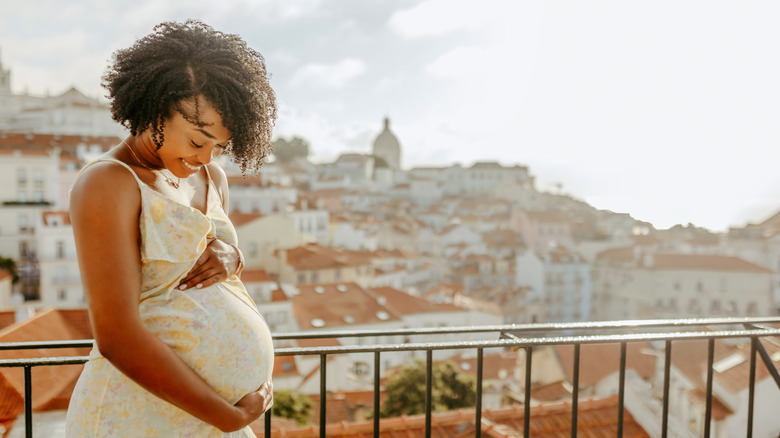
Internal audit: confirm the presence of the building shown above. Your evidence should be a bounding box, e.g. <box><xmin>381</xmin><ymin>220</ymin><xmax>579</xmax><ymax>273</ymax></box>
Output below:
<box><xmin>371</xmin><ymin>117</ymin><xmax>401</xmax><ymax>171</ymax></box>
<box><xmin>592</xmin><ymin>249</ymin><xmax>774</xmax><ymax>320</ymax></box>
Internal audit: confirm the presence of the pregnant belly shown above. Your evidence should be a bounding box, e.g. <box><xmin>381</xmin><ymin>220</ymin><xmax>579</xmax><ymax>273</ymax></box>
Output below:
<box><xmin>140</xmin><ymin>282</ymin><xmax>274</xmax><ymax>404</ymax></box>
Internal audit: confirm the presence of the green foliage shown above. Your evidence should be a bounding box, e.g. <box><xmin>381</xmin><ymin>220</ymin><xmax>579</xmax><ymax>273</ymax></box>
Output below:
<box><xmin>272</xmin><ymin>136</ymin><xmax>310</xmax><ymax>163</ymax></box>
<box><xmin>0</xmin><ymin>257</ymin><xmax>18</xmax><ymax>284</ymax></box>
<box><xmin>272</xmin><ymin>389</ymin><xmax>314</xmax><ymax>425</ymax></box>
<box><xmin>380</xmin><ymin>359</ymin><xmax>476</xmax><ymax>418</ymax></box>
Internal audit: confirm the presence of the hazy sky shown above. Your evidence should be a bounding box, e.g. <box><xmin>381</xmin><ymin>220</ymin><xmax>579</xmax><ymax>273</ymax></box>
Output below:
<box><xmin>2</xmin><ymin>0</ymin><xmax>780</xmax><ymax>232</ymax></box>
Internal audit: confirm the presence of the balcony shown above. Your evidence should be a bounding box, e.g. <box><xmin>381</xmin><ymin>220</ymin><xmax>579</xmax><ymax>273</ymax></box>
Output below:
<box><xmin>0</xmin><ymin>317</ymin><xmax>779</xmax><ymax>437</ymax></box>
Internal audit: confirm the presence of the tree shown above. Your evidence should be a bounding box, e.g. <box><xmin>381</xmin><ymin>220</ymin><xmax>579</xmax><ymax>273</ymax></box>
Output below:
<box><xmin>0</xmin><ymin>256</ymin><xmax>18</xmax><ymax>284</ymax></box>
<box><xmin>379</xmin><ymin>359</ymin><xmax>476</xmax><ymax>418</ymax></box>
<box><xmin>272</xmin><ymin>136</ymin><xmax>310</xmax><ymax>163</ymax></box>
<box><xmin>272</xmin><ymin>389</ymin><xmax>314</xmax><ymax>425</ymax></box>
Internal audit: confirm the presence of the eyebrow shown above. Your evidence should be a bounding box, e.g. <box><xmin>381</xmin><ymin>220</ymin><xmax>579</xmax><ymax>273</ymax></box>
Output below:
<box><xmin>195</xmin><ymin>127</ymin><xmax>216</xmax><ymax>140</ymax></box>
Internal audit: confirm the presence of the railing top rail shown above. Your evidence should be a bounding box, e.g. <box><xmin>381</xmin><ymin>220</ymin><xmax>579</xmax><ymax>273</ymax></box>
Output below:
<box><xmin>271</xmin><ymin>316</ymin><xmax>780</xmax><ymax>340</ymax></box>
<box><xmin>0</xmin><ymin>327</ymin><xmax>779</xmax><ymax>366</ymax></box>
<box><xmin>0</xmin><ymin>317</ymin><xmax>778</xmax><ymax>351</ymax></box>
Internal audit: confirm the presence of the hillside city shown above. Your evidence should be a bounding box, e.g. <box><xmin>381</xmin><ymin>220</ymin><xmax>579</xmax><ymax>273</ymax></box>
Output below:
<box><xmin>0</xmin><ymin>55</ymin><xmax>779</xmax><ymax>436</ymax></box>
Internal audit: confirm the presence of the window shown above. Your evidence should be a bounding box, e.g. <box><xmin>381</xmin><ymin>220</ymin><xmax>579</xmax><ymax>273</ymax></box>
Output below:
<box><xmin>18</xmin><ymin>215</ymin><xmax>28</xmax><ymax>232</ymax></box>
<box><xmin>58</xmin><ymin>289</ymin><xmax>67</xmax><ymax>301</ymax></box>
<box><xmin>297</xmin><ymin>273</ymin><xmax>306</xmax><ymax>284</ymax></box>
<box><xmin>34</xmin><ymin>191</ymin><xmax>44</xmax><ymax>202</ymax></box>
<box><xmin>56</xmin><ymin>241</ymin><xmax>65</xmax><ymax>259</ymax></box>
<box><xmin>17</xmin><ymin>190</ymin><xmax>27</xmax><ymax>202</ymax></box>
<box><xmin>19</xmin><ymin>241</ymin><xmax>28</xmax><ymax>258</ymax></box>
<box><xmin>17</xmin><ymin>169</ymin><xmax>26</xmax><ymax>184</ymax></box>
<box><xmin>33</xmin><ymin>169</ymin><xmax>44</xmax><ymax>186</ymax></box>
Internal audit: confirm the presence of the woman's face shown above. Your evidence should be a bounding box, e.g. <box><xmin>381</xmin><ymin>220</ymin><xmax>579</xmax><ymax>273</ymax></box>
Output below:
<box><xmin>156</xmin><ymin>95</ymin><xmax>231</xmax><ymax>178</ymax></box>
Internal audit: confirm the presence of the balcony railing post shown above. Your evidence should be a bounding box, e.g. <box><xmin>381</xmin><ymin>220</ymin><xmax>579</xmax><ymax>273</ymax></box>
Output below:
<box><xmin>320</xmin><ymin>354</ymin><xmax>326</xmax><ymax>438</ymax></box>
<box><xmin>524</xmin><ymin>346</ymin><xmax>532</xmax><ymax>438</ymax></box>
<box><xmin>704</xmin><ymin>338</ymin><xmax>715</xmax><ymax>438</ymax></box>
<box><xmin>24</xmin><ymin>366</ymin><xmax>31</xmax><ymax>438</ymax></box>
<box><xmin>476</xmin><ymin>347</ymin><xmax>483</xmax><ymax>438</ymax></box>
<box><xmin>617</xmin><ymin>342</ymin><xmax>626</xmax><ymax>438</ymax></box>
<box><xmin>425</xmin><ymin>349</ymin><xmax>432</xmax><ymax>438</ymax></box>
<box><xmin>571</xmin><ymin>343</ymin><xmax>580</xmax><ymax>438</ymax></box>
<box><xmin>373</xmin><ymin>351</ymin><xmax>380</xmax><ymax>438</ymax></box>
<box><xmin>747</xmin><ymin>337</ymin><xmax>757</xmax><ymax>438</ymax></box>
<box><xmin>661</xmin><ymin>340</ymin><xmax>672</xmax><ymax>438</ymax></box>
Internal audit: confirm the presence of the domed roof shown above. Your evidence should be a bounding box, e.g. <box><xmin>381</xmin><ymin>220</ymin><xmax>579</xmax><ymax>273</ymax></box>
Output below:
<box><xmin>372</xmin><ymin>117</ymin><xmax>400</xmax><ymax>154</ymax></box>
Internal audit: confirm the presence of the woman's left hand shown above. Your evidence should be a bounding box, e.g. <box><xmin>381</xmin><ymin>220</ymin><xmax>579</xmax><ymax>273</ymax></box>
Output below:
<box><xmin>177</xmin><ymin>239</ymin><xmax>239</xmax><ymax>291</ymax></box>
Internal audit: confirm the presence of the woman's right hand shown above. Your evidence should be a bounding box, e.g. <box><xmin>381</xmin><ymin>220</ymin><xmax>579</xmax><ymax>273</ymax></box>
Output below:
<box><xmin>224</xmin><ymin>381</ymin><xmax>273</xmax><ymax>432</ymax></box>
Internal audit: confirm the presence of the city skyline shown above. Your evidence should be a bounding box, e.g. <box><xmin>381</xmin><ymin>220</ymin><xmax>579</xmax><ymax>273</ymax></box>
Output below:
<box><xmin>2</xmin><ymin>0</ymin><xmax>780</xmax><ymax>232</ymax></box>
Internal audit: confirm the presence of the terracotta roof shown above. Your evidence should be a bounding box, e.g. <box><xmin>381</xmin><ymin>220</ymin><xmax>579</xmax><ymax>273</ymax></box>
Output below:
<box><xmin>596</xmin><ymin>246</ymin><xmax>635</xmax><ymax>262</ymax></box>
<box><xmin>264</xmin><ymin>395</ymin><xmax>648</xmax><ymax>437</ymax></box>
<box><xmin>687</xmin><ymin>387</ymin><xmax>733</xmax><ymax>420</ymax></box>
<box><xmin>450</xmin><ymin>351</ymin><xmax>519</xmax><ymax>381</ymax></box>
<box><xmin>0</xmin><ymin>308</ymin><xmax>92</xmax><ymax>417</ymax></box>
<box><xmin>273</xmin><ymin>356</ymin><xmax>299</xmax><ymax>378</ymax></box>
<box><xmin>531</xmin><ymin>381</ymin><xmax>572</xmax><ymax>403</ymax></box>
<box><xmin>554</xmin><ymin>342</ymin><xmax>656</xmax><ymax>387</ymax></box>
<box><xmin>642</xmin><ymin>254</ymin><xmax>772</xmax><ymax>273</ymax></box>
<box><xmin>241</xmin><ymin>269</ymin><xmax>274</xmax><ymax>283</ymax></box>
<box><xmin>0</xmin><ymin>271</ymin><xmax>12</xmax><ymax>283</ymax></box>
<box><xmin>0</xmin><ymin>133</ymin><xmax>120</xmax><ymax>158</ymax></box>
<box><xmin>42</xmin><ymin>211</ymin><xmax>71</xmax><ymax>226</ymax></box>
<box><xmin>292</xmin><ymin>283</ymin><xmax>401</xmax><ymax>329</ymax></box>
<box><xmin>283</xmin><ymin>245</ymin><xmax>373</xmax><ymax>271</ymax></box>
<box><xmin>229</xmin><ymin>211</ymin><xmax>264</xmax><ymax>227</ymax></box>
<box><xmin>367</xmin><ymin>287</ymin><xmax>434</xmax><ymax>315</ymax></box>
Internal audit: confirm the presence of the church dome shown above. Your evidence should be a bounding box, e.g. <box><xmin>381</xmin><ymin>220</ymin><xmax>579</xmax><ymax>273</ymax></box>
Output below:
<box><xmin>372</xmin><ymin>117</ymin><xmax>401</xmax><ymax>170</ymax></box>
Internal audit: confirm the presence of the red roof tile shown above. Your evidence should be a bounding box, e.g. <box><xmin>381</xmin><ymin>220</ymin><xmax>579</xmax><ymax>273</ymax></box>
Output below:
<box><xmin>0</xmin><ymin>308</ymin><xmax>92</xmax><ymax>416</ymax></box>
<box><xmin>292</xmin><ymin>283</ymin><xmax>400</xmax><ymax>329</ymax></box>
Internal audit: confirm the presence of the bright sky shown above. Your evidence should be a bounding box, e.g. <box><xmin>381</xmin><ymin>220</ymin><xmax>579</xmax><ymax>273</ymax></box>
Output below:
<box><xmin>2</xmin><ymin>0</ymin><xmax>779</xmax><ymax>232</ymax></box>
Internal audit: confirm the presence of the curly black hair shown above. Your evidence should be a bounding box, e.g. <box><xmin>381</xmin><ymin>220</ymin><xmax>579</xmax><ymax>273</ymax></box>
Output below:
<box><xmin>102</xmin><ymin>20</ymin><xmax>276</xmax><ymax>172</ymax></box>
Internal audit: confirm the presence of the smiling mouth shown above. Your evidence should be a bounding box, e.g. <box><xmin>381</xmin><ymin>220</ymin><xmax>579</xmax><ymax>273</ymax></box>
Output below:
<box><xmin>182</xmin><ymin>160</ymin><xmax>201</xmax><ymax>172</ymax></box>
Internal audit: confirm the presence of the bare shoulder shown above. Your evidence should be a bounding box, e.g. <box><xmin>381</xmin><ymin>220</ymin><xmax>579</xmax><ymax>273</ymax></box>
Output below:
<box><xmin>70</xmin><ymin>161</ymin><xmax>141</xmax><ymax>218</ymax></box>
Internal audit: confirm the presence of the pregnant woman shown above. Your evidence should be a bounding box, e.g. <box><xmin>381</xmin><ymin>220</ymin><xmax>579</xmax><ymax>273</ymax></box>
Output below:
<box><xmin>66</xmin><ymin>21</ymin><xmax>276</xmax><ymax>436</ymax></box>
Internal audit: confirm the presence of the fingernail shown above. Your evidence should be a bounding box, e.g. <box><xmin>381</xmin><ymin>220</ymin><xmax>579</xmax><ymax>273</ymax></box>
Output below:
<box><xmin>196</xmin><ymin>283</ymin><xmax>203</xmax><ymax>289</ymax></box>
<box><xmin>179</xmin><ymin>285</ymin><xmax>188</xmax><ymax>291</ymax></box>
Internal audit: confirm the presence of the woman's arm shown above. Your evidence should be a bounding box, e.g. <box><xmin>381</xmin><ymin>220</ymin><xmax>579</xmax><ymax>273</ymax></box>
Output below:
<box><xmin>70</xmin><ymin>162</ymin><xmax>267</xmax><ymax>431</ymax></box>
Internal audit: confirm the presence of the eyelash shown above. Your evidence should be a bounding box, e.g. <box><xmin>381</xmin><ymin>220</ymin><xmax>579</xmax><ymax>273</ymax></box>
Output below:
<box><xmin>191</xmin><ymin>140</ymin><xmax>204</xmax><ymax>148</ymax></box>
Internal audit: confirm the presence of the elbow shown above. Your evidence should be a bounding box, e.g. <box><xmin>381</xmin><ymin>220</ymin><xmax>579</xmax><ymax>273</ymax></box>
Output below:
<box><xmin>92</xmin><ymin>323</ymin><xmax>145</xmax><ymax>363</ymax></box>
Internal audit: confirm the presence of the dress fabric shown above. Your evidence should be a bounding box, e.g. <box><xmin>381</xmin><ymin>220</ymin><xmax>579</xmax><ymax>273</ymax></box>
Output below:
<box><xmin>66</xmin><ymin>158</ymin><xmax>274</xmax><ymax>437</ymax></box>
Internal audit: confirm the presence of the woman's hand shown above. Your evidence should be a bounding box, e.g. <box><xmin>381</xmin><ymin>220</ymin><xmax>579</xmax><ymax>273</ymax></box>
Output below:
<box><xmin>222</xmin><ymin>381</ymin><xmax>274</xmax><ymax>432</ymax></box>
<box><xmin>178</xmin><ymin>239</ymin><xmax>240</xmax><ymax>291</ymax></box>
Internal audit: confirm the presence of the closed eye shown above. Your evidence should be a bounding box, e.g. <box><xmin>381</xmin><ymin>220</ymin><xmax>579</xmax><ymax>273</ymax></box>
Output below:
<box><xmin>191</xmin><ymin>140</ymin><xmax>205</xmax><ymax>148</ymax></box>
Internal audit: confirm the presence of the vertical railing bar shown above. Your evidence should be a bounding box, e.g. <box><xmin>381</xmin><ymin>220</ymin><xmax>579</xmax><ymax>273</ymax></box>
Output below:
<box><xmin>570</xmin><ymin>343</ymin><xmax>580</xmax><ymax>438</ymax></box>
<box><xmin>425</xmin><ymin>350</ymin><xmax>432</xmax><ymax>438</ymax></box>
<box><xmin>524</xmin><ymin>346</ymin><xmax>532</xmax><ymax>438</ymax></box>
<box><xmin>617</xmin><ymin>341</ymin><xmax>626</xmax><ymax>438</ymax></box>
<box><xmin>24</xmin><ymin>366</ymin><xmax>31</xmax><ymax>438</ymax></box>
<box><xmin>320</xmin><ymin>354</ymin><xmax>326</xmax><ymax>438</ymax></box>
<box><xmin>374</xmin><ymin>351</ymin><xmax>380</xmax><ymax>438</ymax></box>
<box><xmin>704</xmin><ymin>338</ymin><xmax>714</xmax><ymax>438</ymax></box>
<box><xmin>476</xmin><ymin>348</ymin><xmax>483</xmax><ymax>438</ymax></box>
<box><xmin>264</xmin><ymin>407</ymin><xmax>271</xmax><ymax>438</ymax></box>
<box><xmin>661</xmin><ymin>340</ymin><xmax>672</xmax><ymax>438</ymax></box>
<box><xmin>747</xmin><ymin>337</ymin><xmax>757</xmax><ymax>438</ymax></box>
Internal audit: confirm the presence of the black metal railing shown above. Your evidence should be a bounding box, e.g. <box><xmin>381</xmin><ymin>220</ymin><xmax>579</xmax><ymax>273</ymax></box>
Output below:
<box><xmin>1</xmin><ymin>317</ymin><xmax>779</xmax><ymax>438</ymax></box>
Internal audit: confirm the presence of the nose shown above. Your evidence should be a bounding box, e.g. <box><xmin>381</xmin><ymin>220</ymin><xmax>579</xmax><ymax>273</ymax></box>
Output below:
<box><xmin>197</xmin><ymin>146</ymin><xmax>218</xmax><ymax>165</ymax></box>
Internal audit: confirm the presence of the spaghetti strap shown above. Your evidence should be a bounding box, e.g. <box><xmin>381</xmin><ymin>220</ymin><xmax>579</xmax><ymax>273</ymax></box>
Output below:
<box><xmin>76</xmin><ymin>157</ymin><xmax>145</xmax><ymax>186</ymax></box>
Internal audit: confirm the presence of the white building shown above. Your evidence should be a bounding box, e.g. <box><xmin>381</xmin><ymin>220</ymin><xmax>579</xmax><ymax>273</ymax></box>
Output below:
<box><xmin>592</xmin><ymin>248</ymin><xmax>774</xmax><ymax>320</ymax></box>
<box><xmin>515</xmin><ymin>245</ymin><xmax>591</xmax><ymax>322</ymax></box>
<box><xmin>37</xmin><ymin>211</ymin><xmax>83</xmax><ymax>308</ymax></box>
